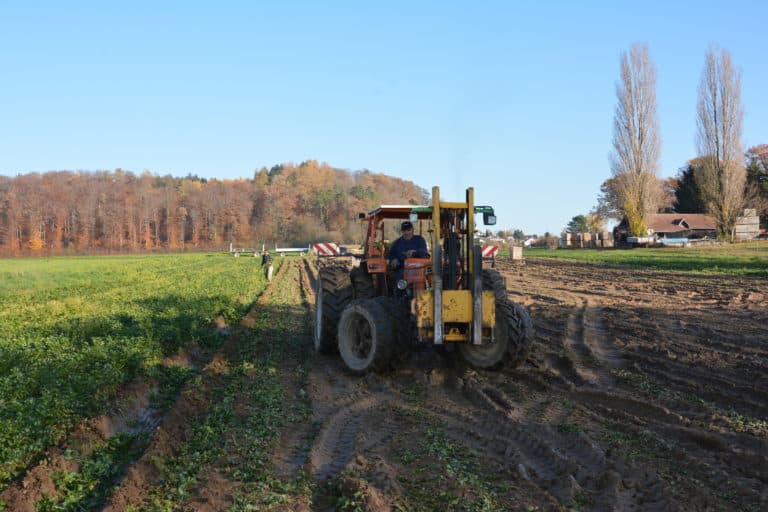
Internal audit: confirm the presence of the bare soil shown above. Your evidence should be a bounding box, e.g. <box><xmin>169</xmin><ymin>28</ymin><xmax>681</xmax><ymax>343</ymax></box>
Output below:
<box><xmin>4</xmin><ymin>257</ymin><xmax>766</xmax><ymax>511</ymax></box>
<box><xmin>293</xmin><ymin>257</ymin><xmax>768</xmax><ymax>511</ymax></box>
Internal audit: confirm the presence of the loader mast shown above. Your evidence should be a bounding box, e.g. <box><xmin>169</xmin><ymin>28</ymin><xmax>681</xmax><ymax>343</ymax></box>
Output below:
<box><xmin>430</xmin><ymin>186</ymin><xmax>475</xmax><ymax>291</ymax></box>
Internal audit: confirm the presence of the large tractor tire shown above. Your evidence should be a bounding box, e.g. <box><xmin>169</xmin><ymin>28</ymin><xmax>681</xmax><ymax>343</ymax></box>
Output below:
<box><xmin>337</xmin><ymin>298</ymin><xmax>394</xmax><ymax>373</ymax></box>
<box><xmin>350</xmin><ymin>266</ymin><xmax>375</xmax><ymax>299</ymax></box>
<box><xmin>482</xmin><ymin>268</ymin><xmax>508</xmax><ymax>301</ymax></box>
<box><xmin>314</xmin><ymin>266</ymin><xmax>353</xmax><ymax>354</ymax></box>
<box><xmin>505</xmin><ymin>300</ymin><xmax>534</xmax><ymax>367</ymax></box>
<box><xmin>459</xmin><ymin>269</ymin><xmax>534</xmax><ymax>369</ymax></box>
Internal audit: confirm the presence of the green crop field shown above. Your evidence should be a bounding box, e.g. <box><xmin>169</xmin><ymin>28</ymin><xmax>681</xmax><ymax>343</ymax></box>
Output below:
<box><xmin>0</xmin><ymin>253</ymin><xmax>276</xmax><ymax>488</ymax></box>
<box><xmin>523</xmin><ymin>242</ymin><xmax>768</xmax><ymax>276</ymax></box>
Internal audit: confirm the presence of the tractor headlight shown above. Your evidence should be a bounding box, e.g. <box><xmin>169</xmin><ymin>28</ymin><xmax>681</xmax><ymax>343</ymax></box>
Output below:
<box><xmin>396</xmin><ymin>279</ymin><xmax>408</xmax><ymax>290</ymax></box>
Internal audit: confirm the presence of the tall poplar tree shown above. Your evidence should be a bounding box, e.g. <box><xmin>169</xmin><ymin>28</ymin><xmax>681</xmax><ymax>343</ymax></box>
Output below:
<box><xmin>695</xmin><ymin>46</ymin><xmax>745</xmax><ymax>240</ymax></box>
<box><xmin>610</xmin><ymin>44</ymin><xmax>664</xmax><ymax>236</ymax></box>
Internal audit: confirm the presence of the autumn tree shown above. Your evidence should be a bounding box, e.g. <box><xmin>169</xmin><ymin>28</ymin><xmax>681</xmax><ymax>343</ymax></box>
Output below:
<box><xmin>695</xmin><ymin>46</ymin><xmax>746</xmax><ymax>240</ymax></box>
<box><xmin>747</xmin><ymin>145</ymin><xmax>768</xmax><ymax>175</ymax></box>
<box><xmin>253</xmin><ymin>167</ymin><xmax>269</xmax><ymax>187</ymax></box>
<box><xmin>586</xmin><ymin>213</ymin><xmax>606</xmax><ymax>232</ymax></box>
<box><xmin>609</xmin><ymin>44</ymin><xmax>664</xmax><ymax>236</ymax></box>
<box><xmin>594</xmin><ymin>176</ymin><xmax>621</xmax><ymax>220</ymax></box>
<box><xmin>0</xmin><ymin>164</ymin><xmax>428</xmax><ymax>255</ymax></box>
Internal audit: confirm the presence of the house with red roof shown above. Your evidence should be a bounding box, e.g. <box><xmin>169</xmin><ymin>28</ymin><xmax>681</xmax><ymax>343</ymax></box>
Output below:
<box><xmin>645</xmin><ymin>213</ymin><xmax>717</xmax><ymax>238</ymax></box>
<box><xmin>615</xmin><ymin>210</ymin><xmax>759</xmax><ymax>243</ymax></box>
<box><xmin>614</xmin><ymin>213</ymin><xmax>717</xmax><ymax>244</ymax></box>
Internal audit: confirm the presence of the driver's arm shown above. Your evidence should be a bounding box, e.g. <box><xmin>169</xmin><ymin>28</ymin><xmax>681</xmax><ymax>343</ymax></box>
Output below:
<box><xmin>387</xmin><ymin>240</ymin><xmax>402</xmax><ymax>268</ymax></box>
<box><xmin>415</xmin><ymin>236</ymin><xmax>429</xmax><ymax>258</ymax></box>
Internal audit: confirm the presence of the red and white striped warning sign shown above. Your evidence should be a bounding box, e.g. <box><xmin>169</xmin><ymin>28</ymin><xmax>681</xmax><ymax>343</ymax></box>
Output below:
<box><xmin>312</xmin><ymin>242</ymin><xmax>341</xmax><ymax>256</ymax></box>
<box><xmin>481</xmin><ymin>245</ymin><xmax>499</xmax><ymax>259</ymax></box>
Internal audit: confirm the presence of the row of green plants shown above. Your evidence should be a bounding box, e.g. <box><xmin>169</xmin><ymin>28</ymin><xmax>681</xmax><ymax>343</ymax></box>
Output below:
<box><xmin>0</xmin><ymin>254</ymin><xmax>273</xmax><ymax>490</ymax></box>
<box><xmin>143</xmin><ymin>261</ymin><xmax>313</xmax><ymax>511</ymax></box>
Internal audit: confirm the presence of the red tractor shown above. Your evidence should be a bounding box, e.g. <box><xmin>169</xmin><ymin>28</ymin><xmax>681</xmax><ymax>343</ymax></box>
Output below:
<box><xmin>314</xmin><ymin>186</ymin><xmax>533</xmax><ymax>373</ymax></box>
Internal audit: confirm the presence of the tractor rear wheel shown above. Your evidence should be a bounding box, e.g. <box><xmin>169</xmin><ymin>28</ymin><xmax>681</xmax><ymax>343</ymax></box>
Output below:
<box><xmin>459</xmin><ymin>269</ymin><xmax>533</xmax><ymax>369</ymax></box>
<box><xmin>314</xmin><ymin>266</ymin><xmax>353</xmax><ymax>354</ymax></box>
<box><xmin>350</xmin><ymin>266</ymin><xmax>375</xmax><ymax>299</ymax></box>
<box><xmin>337</xmin><ymin>298</ymin><xmax>394</xmax><ymax>373</ymax></box>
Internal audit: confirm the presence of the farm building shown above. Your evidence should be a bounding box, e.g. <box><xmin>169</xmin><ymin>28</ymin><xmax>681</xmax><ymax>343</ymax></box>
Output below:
<box><xmin>648</xmin><ymin>213</ymin><xmax>717</xmax><ymax>239</ymax></box>
<box><xmin>614</xmin><ymin>210</ymin><xmax>760</xmax><ymax>243</ymax></box>
<box><xmin>613</xmin><ymin>213</ymin><xmax>715</xmax><ymax>245</ymax></box>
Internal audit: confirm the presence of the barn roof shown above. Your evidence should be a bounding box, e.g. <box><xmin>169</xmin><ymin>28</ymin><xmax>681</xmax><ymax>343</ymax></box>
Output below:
<box><xmin>647</xmin><ymin>213</ymin><xmax>715</xmax><ymax>233</ymax></box>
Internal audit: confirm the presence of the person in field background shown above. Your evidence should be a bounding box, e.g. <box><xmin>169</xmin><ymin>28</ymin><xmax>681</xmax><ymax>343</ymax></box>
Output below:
<box><xmin>261</xmin><ymin>250</ymin><xmax>274</xmax><ymax>281</ymax></box>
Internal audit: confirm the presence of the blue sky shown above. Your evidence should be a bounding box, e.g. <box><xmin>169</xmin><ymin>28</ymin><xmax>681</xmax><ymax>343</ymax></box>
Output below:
<box><xmin>1</xmin><ymin>1</ymin><xmax>766</xmax><ymax>235</ymax></box>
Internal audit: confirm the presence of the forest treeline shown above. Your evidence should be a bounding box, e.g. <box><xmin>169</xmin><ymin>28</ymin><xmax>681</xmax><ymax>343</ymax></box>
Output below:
<box><xmin>0</xmin><ymin>160</ymin><xmax>428</xmax><ymax>256</ymax></box>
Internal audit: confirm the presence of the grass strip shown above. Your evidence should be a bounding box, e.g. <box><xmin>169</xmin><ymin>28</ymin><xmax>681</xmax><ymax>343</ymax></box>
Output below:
<box><xmin>0</xmin><ymin>254</ymin><xmax>270</xmax><ymax>490</ymax></box>
<box><xmin>524</xmin><ymin>245</ymin><xmax>768</xmax><ymax>276</ymax></box>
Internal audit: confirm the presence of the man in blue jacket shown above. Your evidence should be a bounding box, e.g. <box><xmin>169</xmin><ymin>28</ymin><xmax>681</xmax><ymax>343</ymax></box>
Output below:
<box><xmin>388</xmin><ymin>221</ymin><xmax>429</xmax><ymax>270</ymax></box>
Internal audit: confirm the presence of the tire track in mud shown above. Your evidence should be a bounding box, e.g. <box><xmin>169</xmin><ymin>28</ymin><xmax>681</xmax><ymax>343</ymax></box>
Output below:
<box><xmin>561</xmin><ymin>300</ymin><xmax>616</xmax><ymax>387</ymax></box>
<box><xmin>299</xmin><ymin>259</ymin><xmax>401</xmax><ymax>487</ymax></box>
<box><xmin>404</xmin><ymin>382</ymin><xmax>676</xmax><ymax>511</ymax></box>
<box><xmin>298</xmin><ymin>254</ymin><xmax>676</xmax><ymax>510</ymax></box>
<box><xmin>306</xmin><ymin>388</ymin><xmax>394</xmax><ymax>481</ymax></box>
<box><xmin>301</xmin><ymin>257</ymin><xmax>766</xmax><ymax>511</ymax></box>
<box><xmin>624</xmin><ymin>353</ymin><xmax>768</xmax><ymax>418</ymax></box>
<box><xmin>498</xmin><ymin>257</ymin><xmax>768</xmax><ymax>510</ymax></box>
<box><xmin>534</xmin><ymin>292</ymin><xmax>622</xmax><ymax>391</ymax></box>
<box><xmin>296</xmin><ymin>257</ymin><xmax>768</xmax><ymax>510</ymax></box>
<box><xmin>573</xmin><ymin>389</ymin><xmax>768</xmax><ymax>506</ymax></box>
<box><xmin>298</xmin><ymin>257</ymin><xmax>673</xmax><ymax>509</ymax></box>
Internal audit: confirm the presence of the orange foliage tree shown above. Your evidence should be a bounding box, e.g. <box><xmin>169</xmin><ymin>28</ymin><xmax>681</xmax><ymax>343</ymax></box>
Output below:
<box><xmin>0</xmin><ymin>162</ymin><xmax>427</xmax><ymax>256</ymax></box>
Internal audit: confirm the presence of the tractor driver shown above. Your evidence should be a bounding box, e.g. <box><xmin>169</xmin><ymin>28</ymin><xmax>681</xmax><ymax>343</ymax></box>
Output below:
<box><xmin>388</xmin><ymin>220</ymin><xmax>429</xmax><ymax>270</ymax></box>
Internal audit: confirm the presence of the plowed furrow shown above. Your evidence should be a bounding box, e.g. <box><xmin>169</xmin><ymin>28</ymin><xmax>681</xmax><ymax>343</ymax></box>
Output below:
<box><xmin>499</xmin><ymin>256</ymin><xmax>767</xmax><ymax>511</ymax></box>
<box><xmin>626</xmin><ymin>357</ymin><xmax>768</xmax><ymax>416</ymax></box>
<box><xmin>307</xmin><ymin>393</ymin><xmax>393</xmax><ymax>481</ymax></box>
<box><xmin>414</xmin><ymin>380</ymin><xmax>676</xmax><ymax>510</ymax></box>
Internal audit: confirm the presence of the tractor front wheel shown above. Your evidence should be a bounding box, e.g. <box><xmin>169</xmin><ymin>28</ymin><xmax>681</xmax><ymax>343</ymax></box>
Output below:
<box><xmin>458</xmin><ymin>299</ymin><xmax>533</xmax><ymax>369</ymax></box>
<box><xmin>459</xmin><ymin>269</ymin><xmax>534</xmax><ymax>369</ymax></box>
<box><xmin>337</xmin><ymin>299</ymin><xmax>394</xmax><ymax>373</ymax></box>
<box><xmin>505</xmin><ymin>300</ymin><xmax>534</xmax><ymax>367</ymax></box>
<box><xmin>458</xmin><ymin>323</ymin><xmax>508</xmax><ymax>369</ymax></box>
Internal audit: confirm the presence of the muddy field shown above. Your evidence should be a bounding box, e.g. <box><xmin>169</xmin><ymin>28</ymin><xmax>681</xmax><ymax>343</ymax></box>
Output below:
<box><xmin>3</xmin><ymin>257</ymin><xmax>766</xmax><ymax>511</ymax></box>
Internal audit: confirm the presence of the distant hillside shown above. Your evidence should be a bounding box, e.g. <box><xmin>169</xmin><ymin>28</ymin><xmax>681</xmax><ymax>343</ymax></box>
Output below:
<box><xmin>0</xmin><ymin>160</ymin><xmax>428</xmax><ymax>256</ymax></box>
